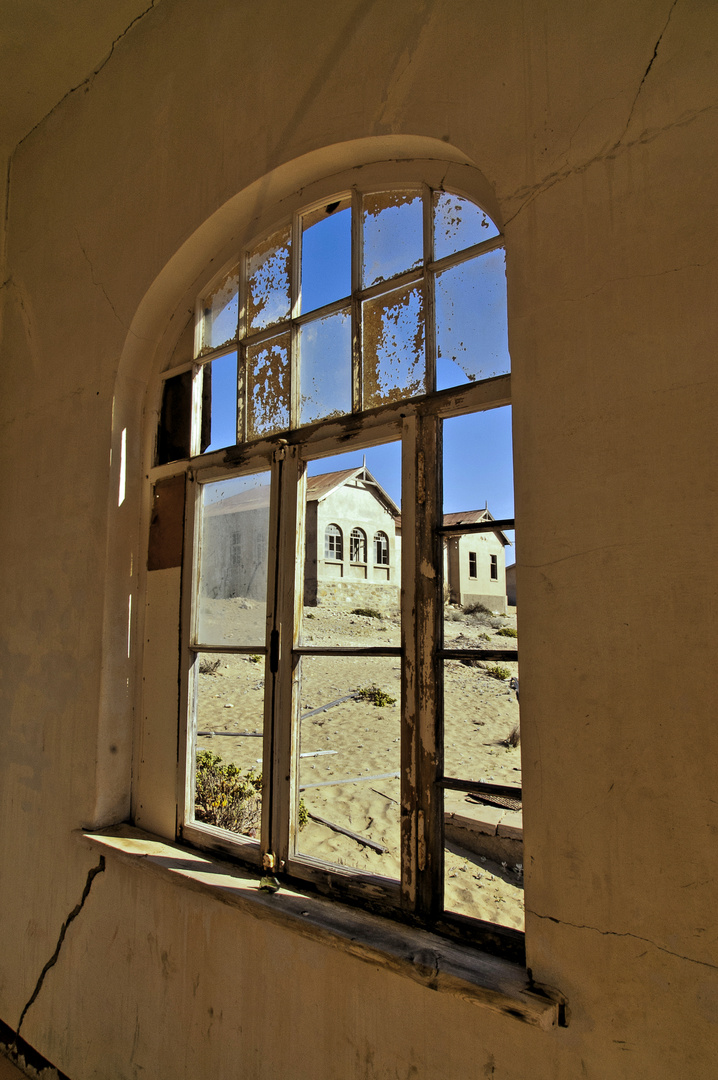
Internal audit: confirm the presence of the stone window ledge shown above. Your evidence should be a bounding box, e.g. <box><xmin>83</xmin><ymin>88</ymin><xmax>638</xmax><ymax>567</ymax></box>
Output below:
<box><xmin>78</xmin><ymin>825</ymin><xmax>563</xmax><ymax>1029</ymax></box>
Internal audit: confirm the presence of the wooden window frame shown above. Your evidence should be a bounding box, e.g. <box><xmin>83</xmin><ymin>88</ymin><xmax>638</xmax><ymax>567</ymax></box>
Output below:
<box><xmin>469</xmin><ymin>551</ymin><xmax>478</xmax><ymax>579</ymax></box>
<box><xmin>164</xmin><ymin>175</ymin><xmax>520</xmax><ymax>959</ymax></box>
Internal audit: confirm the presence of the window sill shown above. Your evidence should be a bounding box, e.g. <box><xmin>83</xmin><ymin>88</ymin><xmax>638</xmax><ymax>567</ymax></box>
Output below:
<box><xmin>78</xmin><ymin>824</ymin><xmax>563</xmax><ymax>1029</ymax></box>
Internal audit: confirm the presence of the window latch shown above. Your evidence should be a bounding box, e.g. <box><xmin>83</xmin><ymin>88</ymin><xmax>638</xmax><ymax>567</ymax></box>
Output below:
<box><xmin>269</xmin><ymin>628</ymin><xmax>280</xmax><ymax>673</ymax></box>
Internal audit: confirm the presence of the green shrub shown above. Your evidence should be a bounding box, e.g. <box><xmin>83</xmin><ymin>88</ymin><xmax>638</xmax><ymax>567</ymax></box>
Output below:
<box><xmin>195</xmin><ymin>751</ymin><xmax>262</xmax><ymax>835</ymax></box>
<box><xmin>479</xmin><ymin>632</ymin><xmax>491</xmax><ymax>642</ymax></box>
<box><xmin>247</xmin><ymin>654</ymin><xmax>262</xmax><ymax>664</ymax></box>
<box><xmin>352</xmin><ymin>607</ymin><xmax>383</xmax><ymax>619</ymax></box>
<box><xmin>497</xmin><ymin>627</ymin><xmax>518</xmax><ymax>638</ymax></box>
<box><xmin>356</xmin><ymin>684</ymin><xmax>397</xmax><ymax>707</ymax></box>
<box><xmin>485</xmin><ymin>664</ymin><xmax>511</xmax><ymax>681</ymax></box>
<box><xmin>195</xmin><ymin>751</ymin><xmax>308</xmax><ymax>835</ymax></box>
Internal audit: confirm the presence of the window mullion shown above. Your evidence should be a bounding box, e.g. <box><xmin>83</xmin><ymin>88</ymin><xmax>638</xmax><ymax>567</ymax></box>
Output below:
<box><xmin>267</xmin><ymin>444</ymin><xmax>305</xmax><ymax>869</ymax></box>
<box><xmin>400</xmin><ymin>413</ymin><xmax>443</xmax><ymax>921</ymax></box>
<box><xmin>351</xmin><ymin>186</ymin><xmax>362</xmax><ymax>413</ymax></box>
<box><xmin>422</xmin><ymin>183</ymin><xmax>436</xmax><ymax>396</ymax></box>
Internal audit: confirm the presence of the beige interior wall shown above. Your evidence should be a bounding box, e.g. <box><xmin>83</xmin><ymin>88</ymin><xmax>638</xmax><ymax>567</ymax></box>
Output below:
<box><xmin>1</xmin><ymin>1</ymin><xmax>717</xmax><ymax>1077</ymax></box>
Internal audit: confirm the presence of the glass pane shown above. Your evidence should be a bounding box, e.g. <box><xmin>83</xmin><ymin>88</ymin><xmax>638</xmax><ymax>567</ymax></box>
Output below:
<box><xmin>295</xmin><ymin>655</ymin><xmax>401</xmax><ymax>879</ymax></box>
<box><xmin>247</xmin><ymin>333</ymin><xmax>290</xmax><ymax>438</ymax></box>
<box><xmin>435</xmin><ymin>248</ymin><xmax>510</xmax><ymax>389</ymax></box>
<box><xmin>442</xmin><ymin>408</ymin><xmax>515</xmax><ymax>633</ymax></box>
<box><xmin>445</xmin><ymin>788</ymin><xmax>524</xmax><ymax>930</ymax></box>
<box><xmin>201</xmin><ymin>265</ymin><xmax>239</xmax><ymax>351</ymax></box>
<box><xmin>362</xmin><ymin>190</ymin><xmax>423</xmax><ymax>287</ymax></box>
<box><xmin>202</xmin><ymin>351</ymin><xmax>237</xmax><ymax>453</ymax></box>
<box><xmin>196</xmin><ymin>473</ymin><xmax>270</xmax><ymax>646</ymax></box>
<box><xmin>298</xmin><ymin>309</ymin><xmax>351</xmax><ymax>425</ymax></box>
<box><xmin>193</xmin><ymin>650</ymin><xmax>265</xmax><ymax>841</ymax></box>
<box><xmin>433</xmin><ymin>192</ymin><xmax>499</xmax><ymax>261</ymax></box>
<box><xmin>247</xmin><ymin>225</ymin><xmax>291</xmax><ymax>332</ymax></box>
<box><xmin>302</xmin><ymin>442</ymin><xmax>402</xmax><ymax>645</ymax></box>
<box><xmin>301</xmin><ymin>201</ymin><xmax>351</xmax><ymax>314</ymax></box>
<box><xmin>362</xmin><ymin>283</ymin><xmax>425</xmax><ymax>407</ymax></box>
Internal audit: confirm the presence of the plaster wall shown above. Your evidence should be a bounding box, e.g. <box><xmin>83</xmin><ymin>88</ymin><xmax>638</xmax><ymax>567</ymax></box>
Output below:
<box><xmin>1</xmin><ymin>2</ymin><xmax>718</xmax><ymax>1078</ymax></box>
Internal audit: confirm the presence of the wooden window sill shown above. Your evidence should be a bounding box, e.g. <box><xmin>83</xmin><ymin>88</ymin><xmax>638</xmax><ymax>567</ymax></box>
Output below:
<box><xmin>78</xmin><ymin>825</ymin><xmax>563</xmax><ymax>1029</ymax></box>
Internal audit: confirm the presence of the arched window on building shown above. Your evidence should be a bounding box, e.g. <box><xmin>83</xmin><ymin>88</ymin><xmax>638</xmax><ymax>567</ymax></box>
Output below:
<box><xmin>350</xmin><ymin>528</ymin><xmax>367</xmax><ymax>563</ymax></box>
<box><xmin>324</xmin><ymin>524</ymin><xmax>343</xmax><ymax>561</ymax></box>
<box><xmin>374</xmin><ymin>531</ymin><xmax>389</xmax><ymax>566</ymax></box>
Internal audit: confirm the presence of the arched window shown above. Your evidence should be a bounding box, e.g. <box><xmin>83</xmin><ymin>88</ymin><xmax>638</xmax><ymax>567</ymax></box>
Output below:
<box><xmin>324</xmin><ymin>523</ymin><xmax>343</xmax><ymax>561</ymax></box>
<box><xmin>374</xmin><ymin>531</ymin><xmax>389</xmax><ymax>566</ymax></box>
<box><xmin>349</xmin><ymin>528</ymin><xmax>367</xmax><ymax>563</ymax></box>
<box><xmin>152</xmin><ymin>169</ymin><xmax>518</xmax><ymax>953</ymax></box>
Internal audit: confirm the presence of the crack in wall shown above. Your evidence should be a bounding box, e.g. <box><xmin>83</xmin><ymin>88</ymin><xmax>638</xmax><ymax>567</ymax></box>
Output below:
<box><xmin>75</xmin><ymin>230</ymin><xmax>126</xmax><ymax>328</ymax></box>
<box><xmin>528</xmin><ymin>906</ymin><xmax>718</xmax><ymax>971</ymax></box>
<box><xmin>504</xmin><ymin>0</ymin><xmax>698</xmax><ymax>227</ymax></box>
<box><xmin>618</xmin><ymin>0</ymin><xmax>679</xmax><ymax>145</ymax></box>
<box><xmin>14</xmin><ymin>857</ymin><xmax>106</xmax><ymax>1043</ymax></box>
<box><xmin>14</xmin><ymin>2</ymin><xmax>158</xmax><ymax>157</ymax></box>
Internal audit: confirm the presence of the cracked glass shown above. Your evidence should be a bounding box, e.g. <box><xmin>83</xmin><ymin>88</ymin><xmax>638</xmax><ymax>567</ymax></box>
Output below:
<box><xmin>362</xmin><ymin>190</ymin><xmax>423</xmax><ymax>288</ymax></box>
<box><xmin>200</xmin><ymin>264</ymin><xmax>239</xmax><ymax>352</ymax></box>
<box><xmin>246</xmin><ymin>334</ymin><xmax>290</xmax><ymax>438</ymax></box>
<box><xmin>298</xmin><ymin>308</ymin><xmax>352</xmax><ymax>426</ymax></box>
<box><xmin>433</xmin><ymin>192</ymin><xmax>499</xmax><ymax>261</ymax></box>
<box><xmin>247</xmin><ymin>225</ymin><xmax>291</xmax><ymax>332</ymax></box>
<box><xmin>362</xmin><ymin>283</ymin><xmax>425</xmax><ymax>407</ymax></box>
<box><xmin>435</xmin><ymin>249</ymin><xmax>510</xmax><ymax>389</ymax></box>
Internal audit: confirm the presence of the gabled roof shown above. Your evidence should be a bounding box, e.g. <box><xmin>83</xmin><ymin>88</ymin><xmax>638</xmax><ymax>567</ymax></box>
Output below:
<box><xmin>396</xmin><ymin>507</ymin><xmax>511</xmax><ymax>545</ymax></box>
<box><xmin>307</xmin><ymin>467</ymin><xmax>400</xmax><ymax>517</ymax></box>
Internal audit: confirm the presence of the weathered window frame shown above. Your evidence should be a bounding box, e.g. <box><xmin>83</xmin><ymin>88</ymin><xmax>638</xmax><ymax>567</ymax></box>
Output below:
<box><xmin>153</xmin><ymin>167</ymin><xmax>521</xmax><ymax>959</ymax></box>
<box><xmin>349</xmin><ymin>527</ymin><xmax>367</xmax><ymax>564</ymax></box>
<box><xmin>374</xmin><ymin>530</ymin><xmax>389</xmax><ymax>566</ymax></box>
<box><xmin>324</xmin><ymin>523</ymin><xmax>343</xmax><ymax>561</ymax></box>
<box><xmin>469</xmin><ymin>551</ymin><xmax>478</xmax><ymax>579</ymax></box>
<box><xmin>490</xmin><ymin>553</ymin><xmax>499</xmax><ymax>581</ymax></box>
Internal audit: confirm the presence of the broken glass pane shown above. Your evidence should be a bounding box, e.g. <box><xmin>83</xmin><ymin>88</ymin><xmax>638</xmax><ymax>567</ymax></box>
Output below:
<box><xmin>193</xmin><ymin>650</ymin><xmax>265</xmax><ymax>843</ymax></box>
<box><xmin>294</xmin><ymin>654</ymin><xmax>401</xmax><ymax>878</ymax></box>
<box><xmin>156</xmin><ymin>370</ymin><xmax>192</xmax><ymax>465</ymax></box>
<box><xmin>247</xmin><ymin>225</ymin><xmax>291</xmax><ymax>332</ymax></box>
<box><xmin>362</xmin><ymin>190</ymin><xmax>423</xmax><ymax>287</ymax></box>
<box><xmin>435</xmin><ymin>248</ymin><xmax>510</xmax><ymax>389</ymax></box>
<box><xmin>202</xmin><ymin>351</ymin><xmax>238</xmax><ymax>453</ymax></box>
<box><xmin>433</xmin><ymin>192</ymin><xmax>499</xmax><ymax>262</ymax></box>
<box><xmin>196</xmin><ymin>473</ymin><xmax>270</xmax><ymax>646</ymax></box>
<box><xmin>298</xmin><ymin>309</ymin><xmax>351</xmax><ymax>426</ymax></box>
<box><xmin>444</xmin><ymin>788</ymin><xmax>524</xmax><ymax>930</ymax></box>
<box><xmin>442</xmin><ymin>407</ymin><xmax>514</xmax><ymax>642</ymax></box>
<box><xmin>301</xmin><ymin>442</ymin><xmax>401</xmax><ymax>643</ymax></box>
<box><xmin>301</xmin><ymin>200</ymin><xmax>351</xmax><ymax>314</ymax></box>
<box><xmin>362</xmin><ymin>283</ymin><xmax>425</xmax><ymax>407</ymax></box>
<box><xmin>200</xmin><ymin>265</ymin><xmax>239</xmax><ymax>351</ymax></box>
<box><xmin>246</xmin><ymin>333</ymin><xmax>290</xmax><ymax>438</ymax></box>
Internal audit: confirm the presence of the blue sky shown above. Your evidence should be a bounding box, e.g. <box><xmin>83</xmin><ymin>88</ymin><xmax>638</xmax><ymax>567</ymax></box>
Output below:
<box><xmin>202</xmin><ymin>194</ymin><xmax>514</xmax><ymax>555</ymax></box>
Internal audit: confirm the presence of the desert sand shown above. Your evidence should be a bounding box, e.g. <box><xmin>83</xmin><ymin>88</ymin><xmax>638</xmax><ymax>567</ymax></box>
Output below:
<box><xmin>195</xmin><ymin>599</ymin><xmax>523</xmax><ymax>929</ymax></box>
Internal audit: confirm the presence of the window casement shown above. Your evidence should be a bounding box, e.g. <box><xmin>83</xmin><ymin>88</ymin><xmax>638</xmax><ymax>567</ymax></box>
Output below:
<box><xmin>374</xmin><ymin>531</ymin><xmax>389</xmax><ymax>566</ymax></box>
<box><xmin>349</xmin><ymin>528</ymin><xmax>367</xmax><ymax>564</ymax></box>
<box><xmin>469</xmin><ymin>551</ymin><xmax>477</xmax><ymax>579</ymax></box>
<box><xmin>490</xmin><ymin>553</ymin><xmax>499</xmax><ymax>580</ymax></box>
<box><xmin>324</xmin><ymin>524</ymin><xmax>343</xmax><ymax>561</ymax></box>
<box><xmin>156</xmin><ymin>175</ymin><xmax>520</xmax><ymax>958</ymax></box>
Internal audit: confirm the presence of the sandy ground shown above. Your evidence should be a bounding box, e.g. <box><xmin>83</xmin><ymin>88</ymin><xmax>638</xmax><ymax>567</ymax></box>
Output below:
<box><xmin>195</xmin><ymin>599</ymin><xmax>523</xmax><ymax>929</ymax></box>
